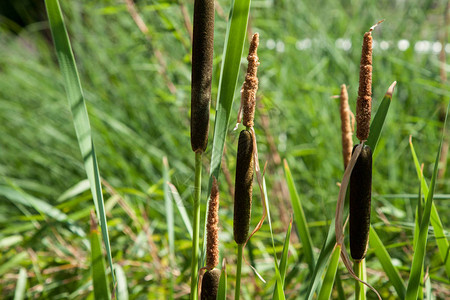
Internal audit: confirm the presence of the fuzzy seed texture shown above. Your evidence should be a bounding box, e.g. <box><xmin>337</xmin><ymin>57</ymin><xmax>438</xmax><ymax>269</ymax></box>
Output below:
<box><xmin>350</xmin><ymin>144</ymin><xmax>372</xmax><ymax>261</ymax></box>
<box><xmin>356</xmin><ymin>32</ymin><xmax>373</xmax><ymax>141</ymax></box>
<box><xmin>340</xmin><ymin>84</ymin><xmax>353</xmax><ymax>169</ymax></box>
<box><xmin>190</xmin><ymin>0</ymin><xmax>215</xmax><ymax>153</ymax></box>
<box><xmin>205</xmin><ymin>177</ymin><xmax>219</xmax><ymax>270</ymax></box>
<box><xmin>242</xmin><ymin>33</ymin><xmax>260</xmax><ymax>128</ymax></box>
<box><xmin>200</xmin><ymin>268</ymin><xmax>221</xmax><ymax>300</ymax></box>
<box><xmin>233</xmin><ymin>130</ymin><xmax>254</xmax><ymax>244</ymax></box>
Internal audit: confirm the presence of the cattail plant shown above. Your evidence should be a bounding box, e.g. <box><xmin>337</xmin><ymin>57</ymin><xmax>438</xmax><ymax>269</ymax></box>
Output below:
<box><xmin>233</xmin><ymin>33</ymin><xmax>259</xmax><ymax>300</ymax></box>
<box><xmin>199</xmin><ymin>177</ymin><xmax>221</xmax><ymax>300</ymax></box>
<box><xmin>350</xmin><ymin>21</ymin><xmax>382</xmax><ymax>299</ymax></box>
<box><xmin>190</xmin><ymin>0</ymin><xmax>215</xmax><ymax>299</ymax></box>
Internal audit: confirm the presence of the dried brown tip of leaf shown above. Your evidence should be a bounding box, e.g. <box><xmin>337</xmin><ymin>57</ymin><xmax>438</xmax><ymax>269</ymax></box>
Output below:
<box><xmin>242</xmin><ymin>33</ymin><xmax>260</xmax><ymax>128</ymax></box>
<box><xmin>90</xmin><ymin>210</ymin><xmax>98</xmax><ymax>232</ymax></box>
<box><xmin>356</xmin><ymin>32</ymin><xmax>373</xmax><ymax>141</ymax></box>
<box><xmin>190</xmin><ymin>0</ymin><xmax>215</xmax><ymax>153</ymax></box>
<box><xmin>200</xmin><ymin>268</ymin><xmax>221</xmax><ymax>300</ymax></box>
<box><xmin>205</xmin><ymin>177</ymin><xmax>220</xmax><ymax>270</ymax></box>
<box><xmin>340</xmin><ymin>84</ymin><xmax>353</xmax><ymax>169</ymax></box>
<box><xmin>233</xmin><ymin>130</ymin><xmax>254</xmax><ymax>244</ymax></box>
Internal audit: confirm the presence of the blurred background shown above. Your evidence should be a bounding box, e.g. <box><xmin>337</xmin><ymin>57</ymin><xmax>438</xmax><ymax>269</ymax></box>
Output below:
<box><xmin>0</xmin><ymin>0</ymin><xmax>448</xmax><ymax>298</ymax></box>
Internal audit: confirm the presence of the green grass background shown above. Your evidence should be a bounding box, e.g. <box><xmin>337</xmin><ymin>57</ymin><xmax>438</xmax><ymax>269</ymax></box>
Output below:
<box><xmin>0</xmin><ymin>0</ymin><xmax>449</xmax><ymax>298</ymax></box>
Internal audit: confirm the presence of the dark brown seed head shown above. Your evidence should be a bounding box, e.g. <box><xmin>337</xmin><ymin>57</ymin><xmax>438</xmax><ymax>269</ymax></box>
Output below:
<box><xmin>233</xmin><ymin>130</ymin><xmax>254</xmax><ymax>244</ymax></box>
<box><xmin>200</xmin><ymin>268</ymin><xmax>221</xmax><ymax>300</ymax></box>
<box><xmin>190</xmin><ymin>0</ymin><xmax>215</xmax><ymax>153</ymax></box>
<box><xmin>340</xmin><ymin>84</ymin><xmax>353</xmax><ymax>169</ymax></box>
<box><xmin>350</xmin><ymin>144</ymin><xmax>372</xmax><ymax>261</ymax></box>
<box><xmin>242</xmin><ymin>33</ymin><xmax>260</xmax><ymax>128</ymax></box>
<box><xmin>205</xmin><ymin>177</ymin><xmax>220</xmax><ymax>270</ymax></box>
<box><xmin>356</xmin><ymin>31</ymin><xmax>373</xmax><ymax>141</ymax></box>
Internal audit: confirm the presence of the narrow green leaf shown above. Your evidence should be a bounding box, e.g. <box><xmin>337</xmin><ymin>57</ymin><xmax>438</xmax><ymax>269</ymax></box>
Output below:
<box><xmin>369</xmin><ymin>226</ymin><xmax>406</xmax><ymax>298</ymax></box>
<box><xmin>409</xmin><ymin>138</ymin><xmax>450</xmax><ymax>279</ymax></box>
<box><xmin>262</xmin><ymin>177</ymin><xmax>285</xmax><ymax>300</ymax></box>
<box><xmin>208</xmin><ymin>0</ymin><xmax>252</xmax><ymax>185</ymax></box>
<box><xmin>13</xmin><ymin>268</ymin><xmax>27</xmax><ymax>300</ymax></box>
<box><xmin>45</xmin><ymin>0</ymin><xmax>115</xmax><ymax>288</ymax></box>
<box><xmin>90</xmin><ymin>212</ymin><xmax>110</xmax><ymax>300</ymax></box>
<box><xmin>115</xmin><ymin>264</ymin><xmax>129</xmax><ymax>300</ymax></box>
<box><xmin>0</xmin><ymin>252</ymin><xmax>27</xmax><ymax>277</ymax></box>
<box><xmin>273</xmin><ymin>221</ymin><xmax>292</xmax><ymax>300</ymax></box>
<box><xmin>317</xmin><ymin>244</ymin><xmax>341</xmax><ymax>300</ymax></box>
<box><xmin>167</xmin><ymin>183</ymin><xmax>193</xmax><ymax>239</ymax></box>
<box><xmin>366</xmin><ymin>82</ymin><xmax>396</xmax><ymax>151</ymax></box>
<box><xmin>283</xmin><ymin>160</ymin><xmax>314</xmax><ymax>272</ymax></box>
<box><xmin>163</xmin><ymin>157</ymin><xmax>175</xmax><ymax>300</ymax></box>
<box><xmin>217</xmin><ymin>261</ymin><xmax>227</xmax><ymax>300</ymax></box>
<box><xmin>306</xmin><ymin>221</ymin><xmax>336</xmax><ymax>300</ymax></box>
<box><xmin>405</xmin><ymin>141</ymin><xmax>442</xmax><ymax>300</ymax></box>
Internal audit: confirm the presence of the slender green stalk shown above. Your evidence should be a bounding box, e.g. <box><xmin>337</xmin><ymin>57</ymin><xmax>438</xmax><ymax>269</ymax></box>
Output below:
<box><xmin>190</xmin><ymin>152</ymin><xmax>203</xmax><ymax>300</ymax></box>
<box><xmin>235</xmin><ymin>244</ymin><xmax>244</xmax><ymax>300</ymax></box>
<box><xmin>354</xmin><ymin>260</ymin><xmax>367</xmax><ymax>300</ymax></box>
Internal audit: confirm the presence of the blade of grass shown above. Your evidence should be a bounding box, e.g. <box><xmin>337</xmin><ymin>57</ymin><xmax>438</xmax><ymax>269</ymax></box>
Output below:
<box><xmin>405</xmin><ymin>141</ymin><xmax>442</xmax><ymax>300</ymax></box>
<box><xmin>167</xmin><ymin>182</ymin><xmax>193</xmax><ymax>239</ymax></box>
<box><xmin>163</xmin><ymin>157</ymin><xmax>174</xmax><ymax>300</ymax></box>
<box><xmin>317</xmin><ymin>244</ymin><xmax>341</xmax><ymax>300</ymax></box>
<box><xmin>90</xmin><ymin>212</ymin><xmax>110</xmax><ymax>300</ymax></box>
<box><xmin>45</xmin><ymin>0</ymin><xmax>115</xmax><ymax>288</ymax></box>
<box><xmin>409</xmin><ymin>137</ymin><xmax>450</xmax><ymax>279</ymax></box>
<box><xmin>366</xmin><ymin>81</ymin><xmax>396</xmax><ymax>151</ymax></box>
<box><xmin>13</xmin><ymin>267</ymin><xmax>27</xmax><ymax>300</ymax></box>
<box><xmin>283</xmin><ymin>160</ymin><xmax>314</xmax><ymax>272</ymax></box>
<box><xmin>115</xmin><ymin>265</ymin><xmax>129</xmax><ymax>300</ymax></box>
<box><xmin>369</xmin><ymin>226</ymin><xmax>406</xmax><ymax>298</ymax></box>
<box><xmin>217</xmin><ymin>260</ymin><xmax>227</xmax><ymax>300</ymax></box>
<box><xmin>273</xmin><ymin>221</ymin><xmax>292</xmax><ymax>300</ymax></box>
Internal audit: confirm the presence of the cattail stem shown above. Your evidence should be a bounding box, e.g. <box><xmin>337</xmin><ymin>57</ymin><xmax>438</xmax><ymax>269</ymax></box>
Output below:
<box><xmin>235</xmin><ymin>243</ymin><xmax>244</xmax><ymax>300</ymax></box>
<box><xmin>353</xmin><ymin>259</ymin><xmax>367</xmax><ymax>300</ymax></box>
<box><xmin>190</xmin><ymin>152</ymin><xmax>203</xmax><ymax>300</ymax></box>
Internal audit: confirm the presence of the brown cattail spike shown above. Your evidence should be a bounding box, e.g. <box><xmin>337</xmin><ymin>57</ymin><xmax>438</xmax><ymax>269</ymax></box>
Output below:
<box><xmin>205</xmin><ymin>177</ymin><xmax>220</xmax><ymax>270</ymax></box>
<box><xmin>340</xmin><ymin>84</ymin><xmax>353</xmax><ymax>169</ymax></box>
<box><xmin>190</xmin><ymin>0</ymin><xmax>215</xmax><ymax>153</ymax></box>
<box><xmin>356</xmin><ymin>30</ymin><xmax>373</xmax><ymax>141</ymax></box>
<box><xmin>242</xmin><ymin>33</ymin><xmax>260</xmax><ymax>128</ymax></box>
<box><xmin>350</xmin><ymin>144</ymin><xmax>372</xmax><ymax>261</ymax></box>
<box><xmin>200</xmin><ymin>268</ymin><xmax>221</xmax><ymax>300</ymax></box>
<box><xmin>233</xmin><ymin>130</ymin><xmax>254</xmax><ymax>244</ymax></box>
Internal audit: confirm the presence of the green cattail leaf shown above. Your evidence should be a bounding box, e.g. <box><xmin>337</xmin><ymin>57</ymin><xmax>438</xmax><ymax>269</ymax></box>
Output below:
<box><xmin>13</xmin><ymin>267</ymin><xmax>27</xmax><ymax>300</ymax></box>
<box><xmin>317</xmin><ymin>245</ymin><xmax>341</xmax><ymax>300</ymax></box>
<box><xmin>366</xmin><ymin>82</ymin><xmax>396</xmax><ymax>152</ymax></box>
<box><xmin>45</xmin><ymin>0</ymin><xmax>115</xmax><ymax>289</ymax></box>
<box><xmin>273</xmin><ymin>221</ymin><xmax>292</xmax><ymax>300</ymax></box>
<box><xmin>201</xmin><ymin>0</ymin><xmax>252</xmax><ymax>265</ymax></box>
<box><xmin>369</xmin><ymin>226</ymin><xmax>406</xmax><ymax>298</ymax></box>
<box><xmin>410</xmin><ymin>138</ymin><xmax>450</xmax><ymax>280</ymax></box>
<box><xmin>283</xmin><ymin>160</ymin><xmax>314</xmax><ymax>271</ymax></box>
<box><xmin>216</xmin><ymin>263</ymin><xmax>227</xmax><ymax>300</ymax></box>
<box><xmin>90</xmin><ymin>214</ymin><xmax>110</xmax><ymax>300</ymax></box>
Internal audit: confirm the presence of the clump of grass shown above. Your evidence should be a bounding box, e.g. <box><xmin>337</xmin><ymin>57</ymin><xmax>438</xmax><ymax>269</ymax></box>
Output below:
<box><xmin>190</xmin><ymin>0</ymin><xmax>215</xmax><ymax>298</ymax></box>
